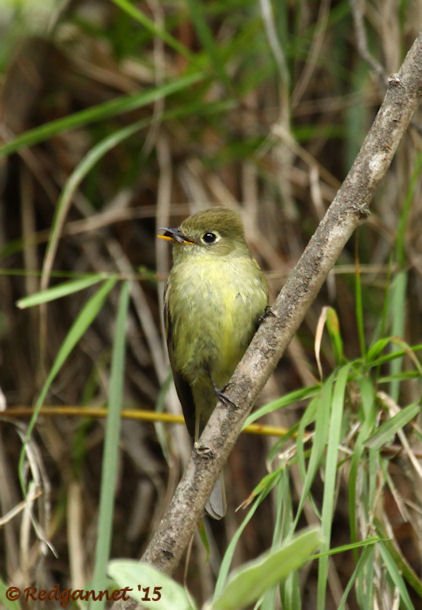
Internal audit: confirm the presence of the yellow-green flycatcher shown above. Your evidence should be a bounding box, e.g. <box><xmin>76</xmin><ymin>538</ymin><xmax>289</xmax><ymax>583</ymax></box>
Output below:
<box><xmin>158</xmin><ymin>208</ymin><xmax>268</xmax><ymax>518</ymax></box>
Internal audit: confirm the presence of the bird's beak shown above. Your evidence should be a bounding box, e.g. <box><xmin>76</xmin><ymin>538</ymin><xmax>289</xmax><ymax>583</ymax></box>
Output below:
<box><xmin>157</xmin><ymin>228</ymin><xmax>196</xmax><ymax>245</ymax></box>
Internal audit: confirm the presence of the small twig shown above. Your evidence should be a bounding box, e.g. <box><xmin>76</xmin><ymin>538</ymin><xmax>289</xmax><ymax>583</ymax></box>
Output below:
<box><xmin>351</xmin><ymin>0</ymin><xmax>386</xmax><ymax>86</ymax></box>
<box><xmin>0</xmin><ymin>487</ymin><xmax>42</xmax><ymax>527</ymax></box>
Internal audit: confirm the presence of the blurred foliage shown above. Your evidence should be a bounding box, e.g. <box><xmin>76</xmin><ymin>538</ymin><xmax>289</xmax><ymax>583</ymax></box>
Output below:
<box><xmin>0</xmin><ymin>1</ymin><xmax>421</xmax><ymax>609</ymax></box>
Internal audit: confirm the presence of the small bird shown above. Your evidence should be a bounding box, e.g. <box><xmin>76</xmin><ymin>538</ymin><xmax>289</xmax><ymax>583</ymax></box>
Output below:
<box><xmin>158</xmin><ymin>208</ymin><xmax>268</xmax><ymax>519</ymax></box>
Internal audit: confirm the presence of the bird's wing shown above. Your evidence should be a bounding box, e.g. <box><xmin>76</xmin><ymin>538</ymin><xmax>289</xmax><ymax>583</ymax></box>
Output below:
<box><xmin>164</xmin><ymin>286</ymin><xmax>196</xmax><ymax>440</ymax></box>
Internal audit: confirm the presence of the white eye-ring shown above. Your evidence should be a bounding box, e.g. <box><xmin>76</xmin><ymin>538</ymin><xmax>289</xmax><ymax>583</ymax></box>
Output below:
<box><xmin>201</xmin><ymin>231</ymin><xmax>221</xmax><ymax>245</ymax></box>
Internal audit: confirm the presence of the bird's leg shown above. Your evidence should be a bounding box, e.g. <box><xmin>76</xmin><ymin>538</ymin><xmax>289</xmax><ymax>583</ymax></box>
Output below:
<box><xmin>214</xmin><ymin>385</ymin><xmax>237</xmax><ymax>409</ymax></box>
<box><xmin>193</xmin><ymin>369</ymin><xmax>237</xmax><ymax>459</ymax></box>
<box><xmin>193</xmin><ymin>408</ymin><xmax>214</xmax><ymax>455</ymax></box>
<box><xmin>209</xmin><ymin>373</ymin><xmax>237</xmax><ymax>410</ymax></box>
<box><xmin>193</xmin><ymin>409</ymin><xmax>215</xmax><ymax>457</ymax></box>
<box><xmin>194</xmin><ymin>415</ymin><xmax>200</xmax><ymax>445</ymax></box>
<box><xmin>257</xmin><ymin>305</ymin><xmax>276</xmax><ymax>326</ymax></box>
<box><xmin>194</xmin><ymin>368</ymin><xmax>237</xmax><ymax>456</ymax></box>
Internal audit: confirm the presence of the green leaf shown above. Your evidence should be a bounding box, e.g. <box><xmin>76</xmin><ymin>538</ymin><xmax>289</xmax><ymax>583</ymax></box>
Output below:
<box><xmin>0</xmin><ymin>72</ymin><xmax>203</xmax><ymax>156</ymax></box>
<box><xmin>108</xmin><ymin>560</ymin><xmax>197</xmax><ymax>610</ymax></box>
<box><xmin>0</xmin><ymin>578</ymin><xmax>22</xmax><ymax>610</ymax></box>
<box><xmin>273</xmin><ymin>470</ymin><xmax>298</xmax><ymax>610</ymax></box>
<box><xmin>91</xmin><ymin>281</ymin><xmax>131</xmax><ymax>609</ymax></box>
<box><xmin>354</xmin><ymin>253</ymin><xmax>366</xmax><ymax>356</ymax></box>
<box><xmin>210</xmin><ymin>528</ymin><xmax>322</xmax><ymax>610</ymax></box>
<box><xmin>40</xmin><ymin>119</ymin><xmax>146</xmax><ymax>291</ymax></box>
<box><xmin>214</xmin><ymin>495</ymin><xmax>263</xmax><ymax>597</ymax></box>
<box><xmin>326</xmin><ymin>307</ymin><xmax>344</xmax><ymax>363</ymax></box>
<box><xmin>378</xmin><ymin>542</ymin><xmax>414</xmax><ymax>610</ymax></box>
<box><xmin>294</xmin><ymin>378</ymin><xmax>334</xmax><ymax>529</ymax></box>
<box><xmin>185</xmin><ymin>0</ymin><xmax>231</xmax><ymax>90</ymax></box>
<box><xmin>112</xmin><ymin>0</ymin><xmax>194</xmax><ymax>61</ymax></box>
<box><xmin>16</xmin><ymin>275</ymin><xmax>106</xmax><ymax>308</ymax></box>
<box><xmin>375</xmin><ymin>523</ymin><xmax>422</xmax><ymax>598</ymax></box>
<box><xmin>19</xmin><ymin>278</ymin><xmax>117</xmax><ymax>490</ymax></box>
<box><xmin>34</xmin><ymin>277</ymin><xmax>117</xmax><ymax>409</ymax></box>
<box><xmin>244</xmin><ymin>385</ymin><xmax>318</xmax><ymax>427</ymax></box>
<box><xmin>367</xmin><ymin>343</ymin><xmax>422</xmax><ymax>368</ymax></box>
<box><xmin>337</xmin><ymin>546</ymin><xmax>375</xmax><ymax>610</ymax></box>
<box><xmin>395</xmin><ymin>152</ymin><xmax>422</xmax><ymax>266</ymax></box>
<box><xmin>365</xmin><ymin>402</ymin><xmax>421</xmax><ymax>450</ymax></box>
<box><xmin>312</xmin><ymin>535</ymin><xmax>380</xmax><ymax>558</ymax></box>
<box><xmin>366</xmin><ymin>337</ymin><xmax>392</xmax><ymax>362</ymax></box>
<box><xmin>317</xmin><ymin>364</ymin><xmax>351</xmax><ymax>610</ymax></box>
<box><xmin>347</xmin><ymin>378</ymin><xmax>376</xmax><ymax>549</ymax></box>
<box><xmin>388</xmin><ymin>271</ymin><xmax>408</xmax><ymax>401</ymax></box>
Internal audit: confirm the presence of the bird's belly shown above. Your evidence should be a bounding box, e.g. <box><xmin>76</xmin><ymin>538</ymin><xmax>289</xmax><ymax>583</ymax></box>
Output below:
<box><xmin>171</xmin><ymin>262</ymin><xmax>265</xmax><ymax>387</ymax></box>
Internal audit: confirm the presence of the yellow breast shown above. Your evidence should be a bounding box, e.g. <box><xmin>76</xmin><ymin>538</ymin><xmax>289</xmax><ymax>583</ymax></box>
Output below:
<box><xmin>167</xmin><ymin>252</ymin><xmax>268</xmax><ymax>387</ymax></box>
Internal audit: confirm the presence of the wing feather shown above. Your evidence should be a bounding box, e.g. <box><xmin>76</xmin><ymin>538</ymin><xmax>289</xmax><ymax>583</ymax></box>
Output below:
<box><xmin>164</xmin><ymin>284</ymin><xmax>196</xmax><ymax>439</ymax></box>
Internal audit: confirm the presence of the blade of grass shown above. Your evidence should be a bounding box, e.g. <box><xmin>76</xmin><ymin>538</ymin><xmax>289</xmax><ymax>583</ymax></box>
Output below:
<box><xmin>185</xmin><ymin>0</ymin><xmax>232</xmax><ymax>91</ymax></box>
<box><xmin>366</xmin><ymin>337</ymin><xmax>392</xmax><ymax>362</ymax></box>
<box><xmin>90</xmin><ymin>281</ymin><xmax>130</xmax><ymax>609</ymax></box>
<box><xmin>0</xmin><ymin>72</ymin><xmax>203</xmax><ymax>156</ymax></box>
<box><xmin>112</xmin><ymin>0</ymin><xmax>194</xmax><ymax>62</ymax></box>
<box><xmin>214</xmin><ymin>495</ymin><xmax>264</xmax><ymax>598</ymax></box>
<box><xmin>18</xmin><ymin>277</ymin><xmax>117</xmax><ymax>491</ymax></box>
<box><xmin>375</xmin><ymin>521</ymin><xmax>422</xmax><ymax>598</ymax></box>
<box><xmin>337</xmin><ymin>545</ymin><xmax>374</xmax><ymax>610</ymax></box>
<box><xmin>354</xmin><ymin>238</ymin><xmax>366</xmax><ymax>356</ymax></box>
<box><xmin>388</xmin><ymin>153</ymin><xmax>422</xmax><ymax>402</ymax></box>
<box><xmin>378</xmin><ymin>371</ymin><xmax>422</xmax><ymax>383</ymax></box>
<box><xmin>154</xmin><ymin>371</ymin><xmax>174</xmax><ymax>462</ymax></box>
<box><xmin>378</xmin><ymin>541</ymin><xmax>414</xmax><ymax>610</ymax></box>
<box><xmin>273</xmin><ymin>472</ymin><xmax>301</xmax><ymax>610</ymax></box>
<box><xmin>364</xmin><ymin>401</ymin><xmax>420</xmax><ymax>450</ymax></box>
<box><xmin>259</xmin><ymin>472</ymin><xmax>289</xmax><ymax>609</ymax></box>
<box><xmin>357</xmin><ymin>445</ymin><xmax>379</xmax><ymax>605</ymax></box>
<box><xmin>388</xmin><ymin>271</ymin><xmax>407</xmax><ymax>401</ymax></box>
<box><xmin>244</xmin><ymin>385</ymin><xmax>318</xmax><ymax>427</ymax></box>
<box><xmin>317</xmin><ymin>363</ymin><xmax>351</xmax><ymax>610</ymax></box>
<box><xmin>293</xmin><ymin>377</ymin><xmax>334</xmax><ymax>530</ymax></box>
<box><xmin>395</xmin><ymin>152</ymin><xmax>422</xmax><ymax>267</ymax></box>
<box><xmin>326</xmin><ymin>307</ymin><xmax>344</xmax><ymax>364</ymax></box>
<box><xmin>40</xmin><ymin>118</ymin><xmax>146</xmax><ymax>292</ymax></box>
<box><xmin>312</xmin><ymin>536</ymin><xmax>381</xmax><ymax>559</ymax></box>
<box><xmin>347</xmin><ymin>377</ymin><xmax>376</xmax><ymax>551</ymax></box>
<box><xmin>212</xmin><ymin>528</ymin><xmax>322</xmax><ymax>610</ymax></box>
<box><xmin>16</xmin><ymin>275</ymin><xmax>106</xmax><ymax>308</ymax></box>
<box><xmin>368</xmin><ymin>343</ymin><xmax>422</xmax><ymax>368</ymax></box>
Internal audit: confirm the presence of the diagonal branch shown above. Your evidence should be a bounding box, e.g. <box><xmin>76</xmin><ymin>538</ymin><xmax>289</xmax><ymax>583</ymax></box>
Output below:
<box><xmin>112</xmin><ymin>32</ymin><xmax>422</xmax><ymax>608</ymax></box>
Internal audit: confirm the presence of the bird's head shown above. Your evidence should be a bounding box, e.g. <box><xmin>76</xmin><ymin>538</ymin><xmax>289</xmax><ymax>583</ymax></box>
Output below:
<box><xmin>157</xmin><ymin>208</ymin><xmax>249</xmax><ymax>261</ymax></box>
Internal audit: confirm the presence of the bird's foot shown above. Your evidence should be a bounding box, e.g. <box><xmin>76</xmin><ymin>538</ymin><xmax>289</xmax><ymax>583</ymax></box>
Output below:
<box><xmin>207</xmin><ymin>368</ymin><xmax>238</xmax><ymax>409</ymax></box>
<box><xmin>215</xmin><ymin>386</ymin><xmax>237</xmax><ymax>409</ymax></box>
<box><xmin>258</xmin><ymin>305</ymin><xmax>276</xmax><ymax>325</ymax></box>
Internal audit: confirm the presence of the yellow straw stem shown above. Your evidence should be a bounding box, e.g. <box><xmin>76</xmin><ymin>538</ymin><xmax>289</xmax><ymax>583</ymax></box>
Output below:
<box><xmin>3</xmin><ymin>406</ymin><xmax>289</xmax><ymax>437</ymax></box>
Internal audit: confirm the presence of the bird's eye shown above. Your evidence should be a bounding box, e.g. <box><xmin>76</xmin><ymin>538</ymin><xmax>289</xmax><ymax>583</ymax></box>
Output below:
<box><xmin>202</xmin><ymin>231</ymin><xmax>218</xmax><ymax>244</ymax></box>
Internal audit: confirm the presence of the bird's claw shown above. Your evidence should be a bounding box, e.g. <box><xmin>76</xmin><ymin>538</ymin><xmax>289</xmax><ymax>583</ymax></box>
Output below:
<box><xmin>215</xmin><ymin>387</ymin><xmax>237</xmax><ymax>409</ymax></box>
<box><xmin>258</xmin><ymin>305</ymin><xmax>276</xmax><ymax>325</ymax></box>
